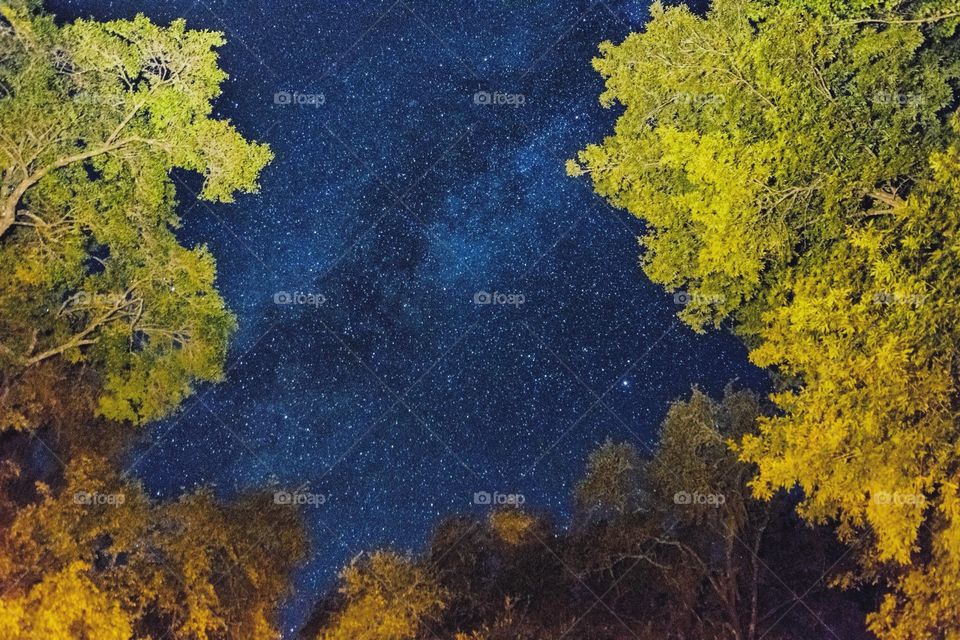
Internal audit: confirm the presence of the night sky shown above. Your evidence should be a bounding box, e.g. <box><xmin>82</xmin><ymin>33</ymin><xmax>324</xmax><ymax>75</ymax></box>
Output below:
<box><xmin>49</xmin><ymin>0</ymin><xmax>766</xmax><ymax>633</ymax></box>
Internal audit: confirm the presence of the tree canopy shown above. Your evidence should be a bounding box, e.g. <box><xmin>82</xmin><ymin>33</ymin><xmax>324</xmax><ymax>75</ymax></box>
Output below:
<box><xmin>3</xmin><ymin>0</ymin><xmax>960</xmax><ymax>637</ymax></box>
<box><xmin>313</xmin><ymin>551</ymin><xmax>446</xmax><ymax>640</ymax></box>
<box><xmin>303</xmin><ymin>388</ymin><xmax>868</xmax><ymax>640</ymax></box>
<box><xmin>0</xmin><ymin>4</ymin><xmax>308</xmax><ymax>640</ymax></box>
<box><xmin>571</xmin><ymin>0</ymin><xmax>960</xmax><ymax>636</ymax></box>
<box><xmin>0</xmin><ymin>453</ymin><xmax>308</xmax><ymax>640</ymax></box>
<box><xmin>0</xmin><ymin>0</ymin><xmax>271</xmax><ymax>425</ymax></box>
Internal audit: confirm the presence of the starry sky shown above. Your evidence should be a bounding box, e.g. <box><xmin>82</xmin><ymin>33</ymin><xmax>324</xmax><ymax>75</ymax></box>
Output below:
<box><xmin>49</xmin><ymin>0</ymin><xmax>764</xmax><ymax>633</ymax></box>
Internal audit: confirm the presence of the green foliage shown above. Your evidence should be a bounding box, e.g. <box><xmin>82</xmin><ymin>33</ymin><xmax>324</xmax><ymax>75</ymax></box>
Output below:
<box><xmin>573</xmin><ymin>0</ymin><xmax>960</xmax><ymax>636</ymax></box>
<box><xmin>0</xmin><ymin>5</ymin><xmax>302</xmax><ymax>640</ymax></box>
<box><xmin>755</xmin><ymin>0</ymin><xmax>960</xmax><ymax>25</ymax></box>
<box><xmin>571</xmin><ymin>0</ymin><xmax>958</xmax><ymax>331</ymax></box>
<box><xmin>0</xmin><ymin>2</ymin><xmax>271</xmax><ymax>424</ymax></box>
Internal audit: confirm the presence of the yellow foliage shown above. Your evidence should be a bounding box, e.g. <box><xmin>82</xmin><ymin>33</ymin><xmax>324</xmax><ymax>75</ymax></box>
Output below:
<box><xmin>0</xmin><ymin>562</ymin><xmax>133</xmax><ymax>640</ymax></box>
<box><xmin>0</xmin><ymin>455</ymin><xmax>307</xmax><ymax>640</ymax></box>
<box><xmin>574</xmin><ymin>0</ymin><xmax>960</xmax><ymax>635</ymax></box>
<box><xmin>488</xmin><ymin>509</ymin><xmax>538</xmax><ymax>546</ymax></box>
<box><xmin>318</xmin><ymin>551</ymin><xmax>446</xmax><ymax>640</ymax></box>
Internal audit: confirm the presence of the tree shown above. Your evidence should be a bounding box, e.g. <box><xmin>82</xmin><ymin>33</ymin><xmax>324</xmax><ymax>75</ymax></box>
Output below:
<box><xmin>573</xmin><ymin>389</ymin><xmax>839</xmax><ymax>640</ymax></box>
<box><xmin>0</xmin><ymin>1</ymin><xmax>271</xmax><ymax>424</ymax></box>
<box><xmin>571</xmin><ymin>0</ymin><xmax>960</xmax><ymax>635</ymax></box>
<box><xmin>422</xmin><ymin>511</ymin><xmax>570</xmax><ymax>640</ymax></box>
<box><xmin>0</xmin><ymin>561</ymin><xmax>134</xmax><ymax>640</ymax></box>
<box><xmin>304</xmin><ymin>389</ymin><xmax>867</xmax><ymax>640</ymax></box>
<box><xmin>314</xmin><ymin>551</ymin><xmax>446</xmax><ymax>640</ymax></box>
<box><xmin>751</xmin><ymin>112</ymin><xmax>960</xmax><ymax>640</ymax></box>
<box><xmin>647</xmin><ymin>389</ymin><xmax>772</xmax><ymax>640</ymax></box>
<box><xmin>575</xmin><ymin>439</ymin><xmax>647</xmax><ymax>518</ymax></box>
<box><xmin>569</xmin><ymin>0</ymin><xmax>958</xmax><ymax>332</ymax></box>
<box><xmin>0</xmin><ymin>5</ymin><xmax>307</xmax><ymax>639</ymax></box>
<box><xmin>0</xmin><ymin>453</ymin><xmax>308</xmax><ymax>640</ymax></box>
<box><xmin>488</xmin><ymin>508</ymin><xmax>542</xmax><ymax>547</ymax></box>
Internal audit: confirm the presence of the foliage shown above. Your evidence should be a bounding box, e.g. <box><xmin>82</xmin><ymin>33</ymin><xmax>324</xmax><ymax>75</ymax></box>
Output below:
<box><xmin>0</xmin><ymin>4</ymin><xmax>305</xmax><ymax>640</ymax></box>
<box><xmin>0</xmin><ymin>561</ymin><xmax>134</xmax><ymax>640</ymax></box>
<box><xmin>316</xmin><ymin>551</ymin><xmax>446</xmax><ymax>640</ymax></box>
<box><xmin>571</xmin><ymin>0</ymin><xmax>960</xmax><ymax>635</ymax></box>
<box><xmin>0</xmin><ymin>0</ymin><xmax>271</xmax><ymax>424</ymax></box>
<box><xmin>570</xmin><ymin>0</ymin><xmax>958</xmax><ymax>332</ymax></box>
<box><xmin>488</xmin><ymin>508</ymin><xmax>541</xmax><ymax>547</ymax></box>
<box><xmin>0</xmin><ymin>453</ymin><xmax>308</xmax><ymax>640</ymax></box>
<box><xmin>576</xmin><ymin>388</ymin><xmax>799</xmax><ymax>640</ymax></box>
<box><xmin>575</xmin><ymin>439</ymin><xmax>646</xmax><ymax>517</ymax></box>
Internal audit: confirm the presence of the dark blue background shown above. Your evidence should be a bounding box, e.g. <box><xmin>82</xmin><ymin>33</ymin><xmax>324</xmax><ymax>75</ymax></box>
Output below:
<box><xmin>49</xmin><ymin>0</ymin><xmax>764</xmax><ymax>633</ymax></box>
